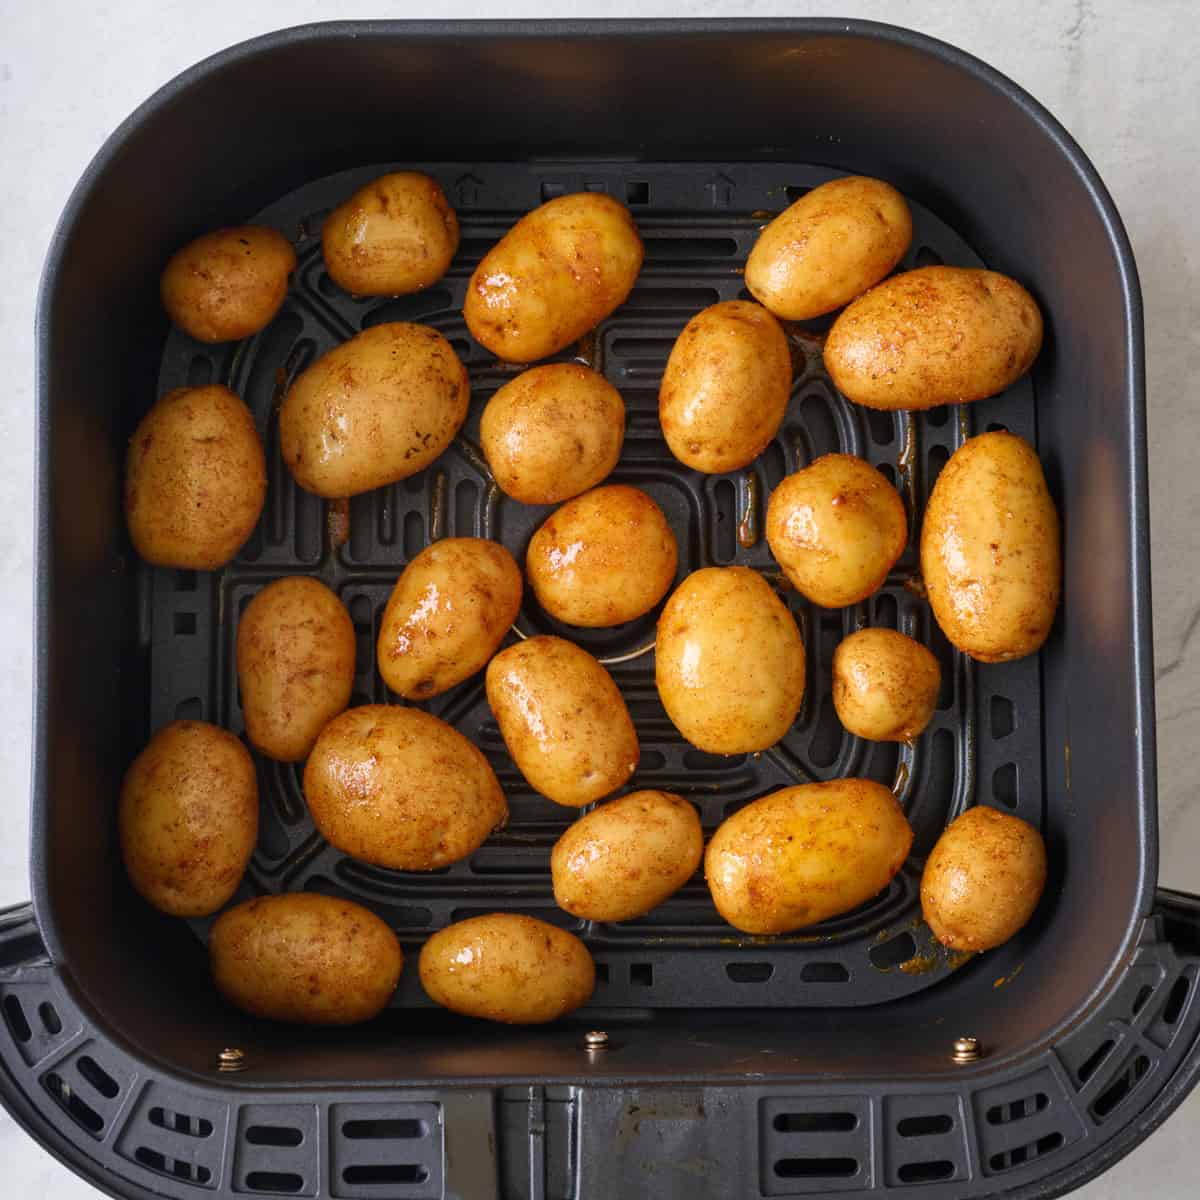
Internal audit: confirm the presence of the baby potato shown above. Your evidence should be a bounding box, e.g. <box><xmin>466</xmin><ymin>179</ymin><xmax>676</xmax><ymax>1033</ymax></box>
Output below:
<box><xmin>921</xmin><ymin>431</ymin><xmax>1061</xmax><ymax>662</ymax></box>
<box><xmin>161</xmin><ymin>225</ymin><xmax>296</xmax><ymax>343</ymax></box>
<box><xmin>746</xmin><ymin>176</ymin><xmax>912</xmax><ymax>320</ymax></box>
<box><xmin>824</xmin><ymin>266</ymin><xmax>1044</xmax><ymax>410</ymax></box>
<box><xmin>303</xmin><ymin>705</ymin><xmax>507</xmax><ymax>870</ymax></box>
<box><xmin>280</xmin><ymin>322</ymin><xmax>469</xmax><ymax>498</ymax></box>
<box><xmin>322</xmin><ymin>171</ymin><xmax>459</xmax><ymax>296</ymax></box>
<box><xmin>766</xmin><ymin>454</ymin><xmax>907</xmax><ymax>608</ymax></box>
<box><xmin>921</xmin><ymin>806</ymin><xmax>1047</xmax><ymax>951</ymax></box>
<box><xmin>706</xmin><ymin>779</ymin><xmax>913</xmax><ymax>934</ymax></box>
<box><xmin>655</xmin><ymin>567</ymin><xmax>805</xmax><ymax>754</ymax></box>
<box><xmin>119</xmin><ymin>721</ymin><xmax>257</xmax><ymax>917</ymax></box>
<box><xmin>833</xmin><ymin>628</ymin><xmax>940</xmax><ymax>742</ymax></box>
<box><xmin>659</xmin><ymin>300</ymin><xmax>792</xmax><ymax>473</ymax></box>
<box><xmin>236</xmin><ymin>577</ymin><xmax>356</xmax><ymax>761</ymax></box>
<box><xmin>125</xmin><ymin>385</ymin><xmax>266</xmax><ymax>570</ymax></box>
<box><xmin>210</xmin><ymin>893</ymin><xmax>402</xmax><ymax>1025</ymax></box>
<box><xmin>485</xmin><ymin>636</ymin><xmax>638</xmax><ymax>807</ymax></box>
<box><xmin>465</xmin><ymin>193</ymin><xmax>642</xmax><ymax>363</ymax></box>
<box><xmin>377</xmin><ymin>538</ymin><xmax>522</xmax><ymax>699</ymax></box>
<box><xmin>527</xmin><ymin>485</ymin><xmax>678</xmax><ymax>627</ymax></box>
<box><xmin>481</xmin><ymin>364</ymin><xmax>625</xmax><ymax>504</ymax></box>
<box><xmin>419</xmin><ymin>913</ymin><xmax>594</xmax><ymax>1024</ymax></box>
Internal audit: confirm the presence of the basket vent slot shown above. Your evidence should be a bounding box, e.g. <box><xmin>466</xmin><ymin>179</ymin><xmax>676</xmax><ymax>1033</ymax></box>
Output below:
<box><xmin>1090</xmin><ymin>1053</ymin><xmax>1152</xmax><ymax>1121</ymax></box>
<box><xmin>727</xmin><ymin>961</ymin><xmax>774</xmax><ymax>983</ymax></box>
<box><xmin>135</xmin><ymin>1146</ymin><xmax>212</xmax><ymax>1184</ymax></box>
<box><xmin>1076</xmin><ymin>1038</ymin><xmax>1116</xmax><ymax>1084</ymax></box>
<box><xmin>988</xmin><ymin>1131</ymin><xmax>1064</xmax><ymax>1173</ymax></box>
<box><xmin>773</xmin><ymin>1112</ymin><xmax>857</xmax><ymax>1133</ymax></box>
<box><xmin>150</xmin><ymin>1106</ymin><xmax>214</xmax><ymax>1138</ymax></box>
<box><xmin>343</xmin><ymin>1165</ymin><xmax>429</xmax><ymax>1185</ymax></box>
<box><xmin>1131</xmin><ymin>982</ymin><xmax>1155</xmax><ymax>1016</ymax></box>
<box><xmin>993</xmin><ymin>763</ymin><xmax>1019</xmax><ymax>809</ymax></box>
<box><xmin>800</xmin><ymin>962</ymin><xmax>850</xmax><ymax>983</ymax></box>
<box><xmin>77</xmin><ymin>1054</ymin><xmax>120</xmax><ymax>1098</ymax></box>
<box><xmin>343</xmin><ymin>1118</ymin><xmax>426</xmax><ymax>1140</ymax></box>
<box><xmin>1162</xmin><ymin>975</ymin><xmax>1189</xmax><ymax>1025</ymax></box>
<box><xmin>630</xmin><ymin>962</ymin><xmax>654</xmax><ymax>987</ymax></box>
<box><xmin>245</xmin><ymin>1172</ymin><xmax>304</xmax><ymax>1194</ymax></box>
<box><xmin>44</xmin><ymin>1072</ymin><xmax>104</xmax><ymax>1135</ymax></box>
<box><xmin>990</xmin><ymin>695</ymin><xmax>1015</xmax><ymax>739</ymax></box>
<box><xmin>897</xmin><ymin>1114</ymin><xmax>953</xmax><ymax>1138</ymax></box>
<box><xmin>37</xmin><ymin>1000</ymin><xmax>62</xmax><ymax>1035</ymax></box>
<box><xmin>625</xmin><ymin>180</ymin><xmax>650</xmax><ymax>205</ymax></box>
<box><xmin>897</xmin><ymin>1159</ymin><xmax>954</xmax><ymax>1183</ymax></box>
<box><xmin>245</xmin><ymin>1124</ymin><xmax>303</xmax><ymax>1147</ymax></box>
<box><xmin>774</xmin><ymin>1157</ymin><xmax>858</xmax><ymax>1179</ymax></box>
<box><xmin>3</xmin><ymin>994</ymin><xmax>31</xmax><ymax>1043</ymax></box>
<box><xmin>870</xmin><ymin>932</ymin><xmax>917</xmax><ymax>971</ymax></box>
<box><xmin>986</xmin><ymin>1093</ymin><xmax>1049</xmax><ymax>1125</ymax></box>
<box><xmin>332</xmin><ymin>1101</ymin><xmax>442</xmax><ymax>1197</ymax></box>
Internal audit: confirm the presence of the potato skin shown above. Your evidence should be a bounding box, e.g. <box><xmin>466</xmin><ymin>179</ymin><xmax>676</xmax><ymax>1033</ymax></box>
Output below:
<box><xmin>465</xmin><ymin>193</ymin><xmax>643</xmax><ymax>362</ymax></box>
<box><xmin>746</xmin><ymin>176</ymin><xmax>912</xmax><ymax>320</ymax></box>
<box><xmin>119</xmin><ymin>721</ymin><xmax>257</xmax><ymax>917</ymax></box>
<box><xmin>824</xmin><ymin>266</ymin><xmax>1043</xmax><ymax>411</ymax></box>
<box><xmin>481</xmin><ymin>364</ymin><xmax>625</xmax><ymax>504</ymax></box>
<box><xmin>279</xmin><ymin>322</ymin><xmax>469</xmax><ymax>498</ymax></box>
<box><xmin>303</xmin><ymin>705</ymin><xmax>507</xmax><ymax>870</ymax></box>
<box><xmin>705</xmin><ymin>780</ymin><xmax>913</xmax><ymax>934</ymax></box>
<box><xmin>659</xmin><ymin>300</ymin><xmax>792</xmax><ymax>473</ymax></box>
<box><xmin>656</xmin><ymin>567</ymin><xmax>804</xmax><ymax>754</ymax></box>
<box><xmin>921</xmin><ymin>432</ymin><xmax>1061</xmax><ymax>662</ymax></box>
<box><xmin>125</xmin><ymin>385</ymin><xmax>266</xmax><ymax>570</ymax></box>
<box><xmin>833</xmin><ymin>628</ymin><xmax>940</xmax><ymax>742</ymax></box>
<box><xmin>209</xmin><ymin>893</ymin><xmax>402</xmax><ymax>1025</ymax></box>
<box><xmin>418</xmin><ymin>913</ymin><xmax>594</xmax><ymax>1024</ymax></box>
<box><xmin>921</xmin><ymin>806</ymin><xmax>1047</xmax><ymax>951</ymax></box>
<box><xmin>485</xmin><ymin>636</ymin><xmax>638</xmax><ymax>807</ymax></box>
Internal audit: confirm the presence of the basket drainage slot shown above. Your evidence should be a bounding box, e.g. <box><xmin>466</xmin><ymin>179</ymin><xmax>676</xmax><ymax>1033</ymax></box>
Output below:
<box><xmin>37</xmin><ymin>1001</ymin><xmax>62</xmax><ymax>1036</ymax></box>
<box><xmin>800</xmin><ymin>962</ymin><xmax>850</xmax><ymax>983</ymax></box>
<box><xmin>870</xmin><ymin>932</ymin><xmax>917</xmax><ymax>970</ymax></box>
<box><xmin>1091</xmin><ymin>1054</ymin><xmax>1151</xmax><ymax>1120</ymax></box>
<box><xmin>77</xmin><ymin>1055</ymin><xmax>120</xmax><ymax>1098</ymax></box>
<box><xmin>150</xmin><ymin>1106</ymin><xmax>213</xmax><ymax>1138</ymax></box>
<box><xmin>3</xmin><ymin>994</ymin><xmax>31</xmax><ymax>1043</ymax></box>
<box><xmin>726</xmin><ymin>962</ymin><xmax>773</xmax><ymax>983</ymax></box>
<box><xmin>897</xmin><ymin>1114</ymin><xmax>953</xmax><ymax>1137</ymax></box>
<box><xmin>897</xmin><ymin>1160</ymin><xmax>955</xmax><ymax>1183</ymax></box>
<box><xmin>134</xmin><ymin>1147</ymin><xmax>212</xmax><ymax>1184</ymax></box>
<box><xmin>342</xmin><ymin>1118</ymin><xmax>426</xmax><ymax>1139</ymax></box>
<box><xmin>773</xmin><ymin>1112</ymin><xmax>857</xmax><ymax>1133</ymax></box>
<box><xmin>245</xmin><ymin>1170</ymin><xmax>304</xmax><ymax>1193</ymax></box>
<box><xmin>774</xmin><ymin>1157</ymin><xmax>858</xmax><ymax>1179</ymax></box>
<box><xmin>343</xmin><ymin>1164</ymin><xmax>429</xmax><ymax>1184</ymax></box>
<box><xmin>1163</xmin><ymin>975</ymin><xmax>1189</xmax><ymax>1025</ymax></box>
<box><xmin>1076</xmin><ymin>1038</ymin><xmax>1115</xmax><ymax>1084</ymax></box>
<box><xmin>989</xmin><ymin>1131</ymin><xmax>1063</xmax><ymax>1173</ymax></box>
<box><xmin>986</xmin><ymin>1093</ymin><xmax>1049</xmax><ymax>1125</ymax></box>
<box><xmin>43</xmin><ymin>1072</ymin><xmax>103</xmax><ymax>1135</ymax></box>
<box><xmin>246</xmin><ymin>1124</ymin><xmax>303</xmax><ymax>1146</ymax></box>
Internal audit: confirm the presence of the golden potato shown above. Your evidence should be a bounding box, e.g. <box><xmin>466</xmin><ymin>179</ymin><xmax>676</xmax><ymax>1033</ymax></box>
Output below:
<box><xmin>481</xmin><ymin>364</ymin><xmax>625</xmax><ymax>504</ymax></box>
<box><xmin>765</xmin><ymin>454</ymin><xmax>906</xmax><ymax>607</ymax></box>
<box><xmin>921</xmin><ymin>431</ymin><xmax>1061</xmax><ymax>662</ymax></box>
<box><xmin>659</xmin><ymin>300</ymin><xmax>792</xmax><ymax>473</ymax></box>
<box><xmin>280</xmin><ymin>322</ymin><xmax>469</xmax><ymax>498</ymax></box>
<box><xmin>236</xmin><ymin>577</ymin><xmax>356</xmax><ymax>761</ymax></box>
<box><xmin>303</xmin><ymin>705</ymin><xmax>507</xmax><ymax>870</ymax></box>
<box><xmin>824</xmin><ymin>266</ymin><xmax>1043</xmax><ymax>410</ymax></box>
<box><xmin>655</xmin><ymin>567</ymin><xmax>804</xmax><ymax>754</ymax></box>
<box><xmin>746</xmin><ymin>176</ymin><xmax>912</xmax><ymax>320</ymax></box>
<box><xmin>418</xmin><ymin>913</ymin><xmax>594</xmax><ymax>1023</ymax></box>
<box><xmin>921</xmin><ymin>806</ymin><xmax>1047</xmax><ymax>951</ymax></box>
<box><xmin>464</xmin><ymin>192</ymin><xmax>643</xmax><ymax>362</ymax></box>
<box><xmin>377</xmin><ymin>538</ymin><xmax>522</xmax><ymax>699</ymax></box>
<box><xmin>832</xmin><ymin>628</ymin><xmax>940</xmax><ymax>742</ymax></box>
<box><xmin>210</xmin><ymin>893</ymin><xmax>402</xmax><ymax>1025</ymax></box>
<box><xmin>119</xmin><ymin>721</ymin><xmax>257</xmax><ymax>917</ymax></box>
<box><xmin>125</xmin><ymin>385</ymin><xmax>266</xmax><ymax>570</ymax></box>
<box><xmin>161</xmin><ymin>225</ymin><xmax>296</xmax><ymax>343</ymax></box>
<box><xmin>705</xmin><ymin>779</ymin><xmax>913</xmax><ymax>934</ymax></box>
<box><xmin>485</xmin><ymin>636</ymin><xmax>638</xmax><ymax>807</ymax></box>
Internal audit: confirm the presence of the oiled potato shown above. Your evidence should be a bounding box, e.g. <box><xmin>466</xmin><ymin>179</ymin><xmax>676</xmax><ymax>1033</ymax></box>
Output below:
<box><xmin>746</xmin><ymin>176</ymin><xmax>912</xmax><ymax>319</ymax></box>
<box><xmin>125</xmin><ymin>385</ymin><xmax>266</xmax><ymax>569</ymax></box>
<box><xmin>481</xmin><ymin>364</ymin><xmax>624</xmax><ymax>504</ymax></box>
<box><xmin>210</xmin><ymin>893</ymin><xmax>402</xmax><ymax>1025</ymax></box>
<box><xmin>833</xmin><ymin>628</ymin><xmax>940</xmax><ymax>742</ymax></box>
<box><xmin>824</xmin><ymin>266</ymin><xmax>1043</xmax><ymax>410</ymax></box>
<box><xmin>304</xmin><ymin>706</ymin><xmax>507</xmax><ymax>870</ymax></box>
<box><xmin>706</xmin><ymin>780</ymin><xmax>913</xmax><ymax>934</ymax></box>
<box><xmin>377</xmin><ymin>538</ymin><xmax>522</xmax><ymax>698</ymax></box>
<box><xmin>659</xmin><ymin>300</ymin><xmax>792</xmax><ymax>473</ymax></box>
<box><xmin>485</xmin><ymin>636</ymin><xmax>638</xmax><ymax>807</ymax></box>
<box><xmin>766</xmin><ymin>454</ymin><xmax>906</xmax><ymax>607</ymax></box>
<box><xmin>527</xmin><ymin>485</ymin><xmax>677</xmax><ymax>627</ymax></box>
<box><xmin>280</xmin><ymin>322</ymin><xmax>469</xmax><ymax>498</ymax></box>
<box><xmin>921</xmin><ymin>806</ymin><xmax>1047</xmax><ymax>951</ymax></box>
<box><xmin>419</xmin><ymin>913</ymin><xmax>594</xmax><ymax>1023</ymax></box>
<box><xmin>119</xmin><ymin>721</ymin><xmax>257</xmax><ymax>917</ymax></box>
<box><xmin>465</xmin><ymin>193</ymin><xmax>643</xmax><ymax>362</ymax></box>
<box><xmin>921</xmin><ymin>432</ymin><xmax>1061</xmax><ymax>662</ymax></box>
<box><xmin>236</xmin><ymin>577</ymin><xmax>356</xmax><ymax>761</ymax></box>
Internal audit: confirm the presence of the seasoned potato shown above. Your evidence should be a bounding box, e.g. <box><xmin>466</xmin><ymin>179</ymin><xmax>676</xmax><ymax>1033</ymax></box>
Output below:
<box><xmin>833</xmin><ymin>628</ymin><xmax>940</xmax><ymax>742</ymax></box>
<box><xmin>464</xmin><ymin>192</ymin><xmax>643</xmax><ymax>362</ymax></box>
<box><xmin>481</xmin><ymin>364</ymin><xmax>625</xmax><ymax>504</ymax></box>
<box><xmin>746</xmin><ymin>176</ymin><xmax>912</xmax><ymax>320</ymax></box>
<box><xmin>486</xmin><ymin>636</ymin><xmax>638</xmax><ymax>807</ymax></box>
<box><xmin>921</xmin><ymin>432</ymin><xmax>1061</xmax><ymax>662</ymax></box>
<box><xmin>119</xmin><ymin>721</ymin><xmax>257</xmax><ymax>917</ymax></box>
<box><xmin>322</xmin><ymin>171</ymin><xmax>459</xmax><ymax>296</ymax></box>
<box><xmin>125</xmin><ymin>385</ymin><xmax>266</xmax><ymax>569</ymax></box>
<box><xmin>210</xmin><ymin>893</ymin><xmax>402</xmax><ymax>1025</ymax></box>
<box><xmin>659</xmin><ymin>300</ymin><xmax>792</xmax><ymax>473</ymax></box>
<box><xmin>921</xmin><ymin>806</ymin><xmax>1047</xmax><ymax>951</ymax></box>
<box><xmin>236</xmin><ymin>577</ymin><xmax>356</xmax><ymax>761</ymax></box>
<box><xmin>280</xmin><ymin>322</ymin><xmax>469</xmax><ymax>498</ymax></box>
<box><xmin>419</xmin><ymin>913</ymin><xmax>594</xmax><ymax>1023</ymax></box>
<box><xmin>706</xmin><ymin>780</ymin><xmax>913</xmax><ymax>934</ymax></box>
<box><xmin>824</xmin><ymin>266</ymin><xmax>1043</xmax><ymax>410</ymax></box>
<box><xmin>304</xmin><ymin>705</ymin><xmax>507</xmax><ymax>870</ymax></box>
<box><xmin>765</xmin><ymin>454</ymin><xmax>906</xmax><ymax>608</ymax></box>
<box><xmin>377</xmin><ymin>538</ymin><xmax>522</xmax><ymax>698</ymax></box>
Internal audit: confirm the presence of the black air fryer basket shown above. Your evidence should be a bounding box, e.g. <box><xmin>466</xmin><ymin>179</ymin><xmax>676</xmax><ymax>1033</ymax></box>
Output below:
<box><xmin>5</xmin><ymin>19</ymin><xmax>1197</xmax><ymax>1200</ymax></box>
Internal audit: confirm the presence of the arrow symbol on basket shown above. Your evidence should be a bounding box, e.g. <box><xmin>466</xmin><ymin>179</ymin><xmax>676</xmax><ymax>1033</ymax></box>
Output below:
<box><xmin>455</xmin><ymin>173</ymin><xmax>483</xmax><ymax>207</ymax></box>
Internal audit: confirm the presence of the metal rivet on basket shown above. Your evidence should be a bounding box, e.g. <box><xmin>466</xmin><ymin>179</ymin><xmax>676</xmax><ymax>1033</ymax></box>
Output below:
<box><xmin>951</xmin><ymin>1036</ymin><xmax>983</xmax><ymax>1064</ymax></box>
<box><xmin>217</xmin><ymin>1047</ymin><xmax>247</xmax><ymax>1073</ymax></box>
<box><xmin>583</xmin><ymin>1030</ymin><xmax>609</xmax><ymax>1051</ymax></box>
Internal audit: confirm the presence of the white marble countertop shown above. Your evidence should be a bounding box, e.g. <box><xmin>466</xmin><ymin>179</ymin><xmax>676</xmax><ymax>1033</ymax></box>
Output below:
<box><xmin>1</xmin><ymin>1</ymin><xmax>1196</xmax><ymax>1195</ymax></box>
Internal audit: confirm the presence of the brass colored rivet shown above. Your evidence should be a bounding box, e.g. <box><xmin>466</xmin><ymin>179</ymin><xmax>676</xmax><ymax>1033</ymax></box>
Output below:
<box><xmin>583</xmin><ymin>1030</ymin><xmax>609</xmax><ymax>1050</ymax></box>
<box><xmin>951</xmin><ymin>1036</ymin><xmax>982</xmax><ymax>1064</ymax></box>
<box><xmin>217</xmin><ymin>1047</ymin><xmax>247</xmax><ymax>1073</ymax></box>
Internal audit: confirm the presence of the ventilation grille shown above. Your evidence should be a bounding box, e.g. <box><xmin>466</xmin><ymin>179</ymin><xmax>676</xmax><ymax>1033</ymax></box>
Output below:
<box><xmin>41</xmin><ymin>1046</ymin><xmax>129</xmax><ymax>1142</ymax></box>
<box><xmin>330</xmin><ymin>1101</ymin><xmax>442</xmax><ymax>1198</ymax></box>
<box><xmin>760</xmin><ymin>1096</ymin><xmax>872</xmax><ymax>1194</ymax></box>
<box><xmin>234</xmin><ymin>1104</ymin><xmax>321</xmax><ymax>1196</ymax></box>
<box><xmin>115</xmin><ymin>1081</ymin><xmax>225</xmax><ymax>1189</ymax></box>
<box><xmin>882</xmin><ymin>1095</ymin><xmax>968</xmax><ymax>1187</ymax></box>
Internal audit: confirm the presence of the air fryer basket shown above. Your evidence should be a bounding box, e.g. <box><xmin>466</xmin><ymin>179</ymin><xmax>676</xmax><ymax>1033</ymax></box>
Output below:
<box><xmin>5</xmin><ymin>18</ymin><xmax>1197</xmax><ymax>1200</ymax></box>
